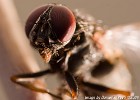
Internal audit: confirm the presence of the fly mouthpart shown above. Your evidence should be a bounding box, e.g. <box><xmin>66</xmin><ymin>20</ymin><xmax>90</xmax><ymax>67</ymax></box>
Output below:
<box><xmin>39</xmin><ymin>48</ymin><xmax>52</xmax><ymax>63</ymax></box>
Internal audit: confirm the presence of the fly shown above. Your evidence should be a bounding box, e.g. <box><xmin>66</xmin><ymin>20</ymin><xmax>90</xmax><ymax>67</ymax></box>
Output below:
<box><xmin>11</xmin><ymin>3</ymin><xmax>135</xmax><ymax>100</ymax></box>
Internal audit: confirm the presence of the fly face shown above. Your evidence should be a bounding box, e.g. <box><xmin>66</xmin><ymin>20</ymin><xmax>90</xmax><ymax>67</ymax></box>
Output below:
<box><xmin>25</xmin><ymin>4</ymin><xmax>76</xmax><ymax>62</ymax></box>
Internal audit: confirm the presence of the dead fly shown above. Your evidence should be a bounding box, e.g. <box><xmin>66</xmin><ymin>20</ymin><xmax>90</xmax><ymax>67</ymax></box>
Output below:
<box><xmin>11</xmin><ymin>3</ymin><xmax>137</xmax><ymax>100</ymax></box>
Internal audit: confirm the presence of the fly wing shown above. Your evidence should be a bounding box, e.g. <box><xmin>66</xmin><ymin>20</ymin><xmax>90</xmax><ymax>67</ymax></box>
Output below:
<box><xmin>103</xmin><ymin>23</ymin><xmax>140</xmax><ymax>62</ymax></box>
<box><xmin>100</xmin><ymin>23</ymin><xmax>140</xmax><ymax>95</ymax></box>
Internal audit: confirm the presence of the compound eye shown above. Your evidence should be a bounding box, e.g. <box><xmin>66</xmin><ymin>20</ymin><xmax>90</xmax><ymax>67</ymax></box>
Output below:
<box><xmin>25</xmin><ymin>5</ymin><xmax>50</xmax><ymax>38</ymax></box>
<box><xmin>50</xmin><ymin>5</ymin><xmax>76</xmax><ymax>42</ymax></box>
<box><xmin>25</xmin><ymin>4</ymin><xmax>76</xmax><ymax>43</ymax></box>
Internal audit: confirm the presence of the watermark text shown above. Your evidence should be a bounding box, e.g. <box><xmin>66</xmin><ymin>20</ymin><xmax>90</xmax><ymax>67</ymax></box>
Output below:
<box><xmin>85</xmin><ymin>95</ymin><xmax>139</xmax><ymax>100</ymax></box>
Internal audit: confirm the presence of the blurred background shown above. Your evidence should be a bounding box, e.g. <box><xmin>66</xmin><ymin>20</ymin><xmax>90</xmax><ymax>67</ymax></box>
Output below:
<box><xmin>14</xmin><ymin>0</ymin><xmax>140</xmax><ymax>27</ymax></box>
<box><xmin>0</xmin><ymin>0</ymin><xmax>140</xmax><ymax>99</ymax></box>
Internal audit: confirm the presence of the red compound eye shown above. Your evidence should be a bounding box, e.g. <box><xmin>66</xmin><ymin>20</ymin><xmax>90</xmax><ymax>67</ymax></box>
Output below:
<box><xmin>25</xmin><ymin>5</ymin><xmax>49</xmax><ymax>38</ymax></box>
<box><xmin>25</xmin><ymin>4</ymin><xmax>76</xmax><ymax>43</ymax></box>
<box><xmin>50</xmin><ymin>5</ymin><xmax>76</xmax><ymax>42</ymax></box>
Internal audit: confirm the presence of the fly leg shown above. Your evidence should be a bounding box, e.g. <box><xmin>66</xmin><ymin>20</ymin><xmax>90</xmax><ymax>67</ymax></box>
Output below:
<box><xmin>57</xmin><ymin>72</ymin><xmax>78</xmax><ymax>100</ymax></box>
<box><xmin>57</xmin><ymin>52</ymin><xmax>79</xmax><ymax>100</ymax></box>
<box><xmin>81</xmin><ymin>81</ymin><xmax>131</xmax><ymax>97</ymax></box>
<box><xmin>64</xmin><ymin>71</ymin><xmax>78</xmax><ymax>100</ymax></box>
<box><xmin>11</xmin><ymin>69</ymin><xmax>62</xmax><ymax>99</ymax></box>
